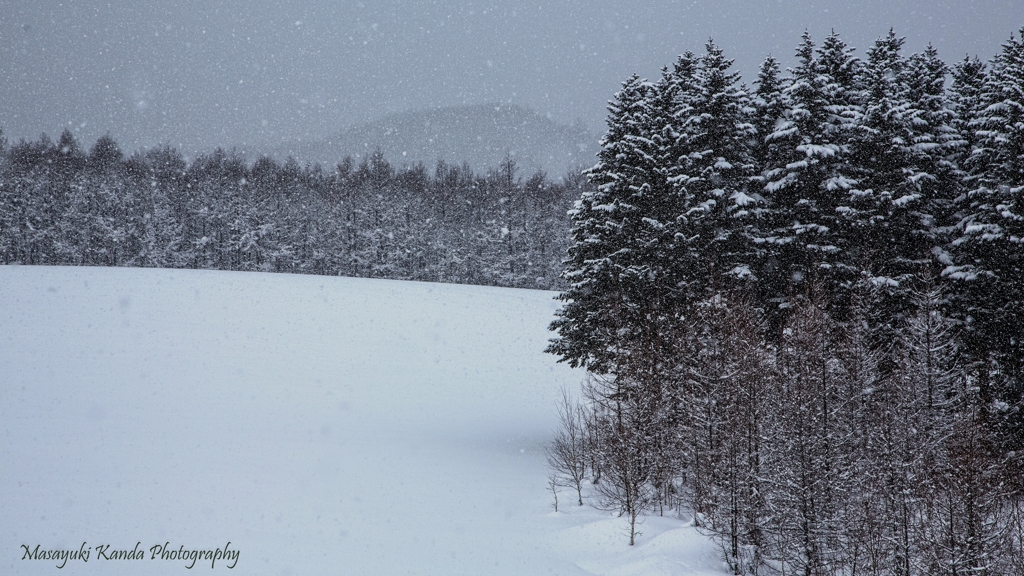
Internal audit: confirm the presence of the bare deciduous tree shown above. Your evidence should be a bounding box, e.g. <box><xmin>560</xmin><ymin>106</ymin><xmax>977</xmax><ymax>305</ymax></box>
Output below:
<box><xmin>546</xmin><ymin>387</ymin><xmax>588</xmax><ymax>506</ymax></box>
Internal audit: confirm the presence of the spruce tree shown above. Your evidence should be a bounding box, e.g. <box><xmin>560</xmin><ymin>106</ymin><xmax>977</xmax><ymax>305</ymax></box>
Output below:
<box><xmin>846</xmin><ymin>33</ymin><xmax>954</xmax><ymax>357</ymax></box>
<box><xmin>949</xmin><ymin>55</ymin><xmax>988</xmax><ymax>170</ymax></box>
<box><xmin>906</xmin><ymin>45</ymin><xmax>962</xmax><ymax>237</ymax></box>
<box><xmin>760</xmin><ymin>32</ymin><xmax>862</xmax><ymax>317</ymax></box>
<box><xmin>548</xmin><ymin>74</ymin><xmax>674</xmax><ymax>374</ymax></box>
<box><xmin>749</xmin><ymin>55</ymin><xmax>793</xmax><ymax>330</ymax></box>
<box><xmin>667</xmin><ymin>41</ymin><xmax>757</xmax><ymax>306</ymax></box>
<box><xmin>945</xmin><ymin>30</ymin><xmax>1024</xmax><ymax>451</ymax></box>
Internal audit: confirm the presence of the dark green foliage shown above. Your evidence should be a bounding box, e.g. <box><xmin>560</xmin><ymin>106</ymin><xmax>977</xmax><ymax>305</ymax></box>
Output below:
<box><xmin>547</xmin><ymin>74</ymin><xmax>672</xmax><ymax>373</ymax></box>
<box><xmin>759</xmin><ymin>32</ymin><xmax>863</xmax><ymax>317</ymax></box>
<box><xmin>548</xmin><ymin>28</ymin><xmax>1024</xmax><ymax>575</ymax></box>
<box><xmin>945</xmin><ymin>29</ymin><xmax>1024</xmax><ymax>455</ymax></box>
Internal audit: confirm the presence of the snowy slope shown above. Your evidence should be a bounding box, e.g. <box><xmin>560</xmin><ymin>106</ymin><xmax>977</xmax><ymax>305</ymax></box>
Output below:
<box><xmin>0</xmin><ymin>266</ymin><xmax>725</xmax><ymax>575</ymax></box>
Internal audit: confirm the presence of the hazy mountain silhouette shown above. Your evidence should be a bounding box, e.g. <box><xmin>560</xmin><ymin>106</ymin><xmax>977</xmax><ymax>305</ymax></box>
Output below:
<box><xmin>274</xmin><ymin>104</ymin><xmax>598</xmax><ymax>175</ymax></box>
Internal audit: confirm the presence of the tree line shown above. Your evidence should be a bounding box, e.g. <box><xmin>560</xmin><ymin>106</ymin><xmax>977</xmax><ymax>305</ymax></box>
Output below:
<box><xmin>0</xmin><ymin>131</ymin><xmax>585</xmax><ymax>290</ymax></box>
<box><xmin>546</xmin><ymin>29</ymin><xmax>1024</xmax><ymax>575</ymax></box>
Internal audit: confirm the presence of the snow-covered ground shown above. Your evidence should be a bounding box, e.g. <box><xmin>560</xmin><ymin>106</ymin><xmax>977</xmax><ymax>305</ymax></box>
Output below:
<box><xmin>1</xmin><ymin>266</ymin><xmax>725</xmax><ymax>575</ymax></box>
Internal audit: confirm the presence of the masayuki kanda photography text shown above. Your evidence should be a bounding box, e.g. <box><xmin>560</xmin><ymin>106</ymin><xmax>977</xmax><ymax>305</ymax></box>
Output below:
<box><xmin>20</xmin><ymin>542</ymin><xmax>239</xmax><ymax>569</ymax></box>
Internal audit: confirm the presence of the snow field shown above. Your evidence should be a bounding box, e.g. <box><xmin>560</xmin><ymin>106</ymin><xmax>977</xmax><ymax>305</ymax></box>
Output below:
<box><xmin>0</xmin><ymin>266</ymin><xmax>724</xmax><ymax>575</ymax></box>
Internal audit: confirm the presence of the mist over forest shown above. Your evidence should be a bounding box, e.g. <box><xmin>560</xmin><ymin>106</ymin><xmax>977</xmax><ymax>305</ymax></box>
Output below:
<box><xmin>1</xmin><ymin>0</ymin><xmax>1019</xmax><ymax>156</ymax></box>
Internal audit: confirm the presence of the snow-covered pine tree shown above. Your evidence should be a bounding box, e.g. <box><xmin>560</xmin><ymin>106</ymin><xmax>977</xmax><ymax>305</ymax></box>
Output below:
<box><xmin>944</xmin><ymin>29</ymin><xmax>1024</xmax><ymax>454</ymax></box>
<box><xmin>550</xmin><ymin>50</ymin><xmax>759</xmax><ymax>546</ymax></box>
<box><xmin>553</xmin><ymin>70</ymin><xmax>697</xmax><ymax>541</ymax></box>
<box><xmin>942</xmin><ymin>55</ymin><xmax>987</xmax><ymax>309</ymax></box>
<box><xmin>845</xmin><ymin>32</ymin><xmax>954</xmax><ymax>362</ymax></box>
<box><xmin>906</xmin><ymin>45</ymin><xmax>964</xmax><ymax>279</ymax></box>
<box><xmin>760</xmin><ymin>32</ymin><xmax>863</xmax><ymax>318</ymax></box>
<box><xmin>948</xmin><ymin>56</ymin><xmax>988</xmax><ymax>173</ymax></box>
<box><xmin>548</xmin><ymin>73</ymin><xmax>677</xmax><ymax>374</ymax></box>
<box><xmin>749</xmin><ymin>55</ymin><xmax>792</xmax><ymax>331</ymax></box>
<box><xmin>1</xmin><ymin>137</ymin><xmax>58</xmax><ymax>264</ymax></box>
<box><xmin>666</xmin><ymin>41</ymin><xmax>757</xmax><ymax>306</ymax></box>
<box><xmin>658</xmin><ymin>47</ymin><xmax>762</xmax><ymax>534</ymax></box>
<box><xmin>751</xmin><ymin>56</ymin><xmax>786</xmax><ymax>169</ymax></box>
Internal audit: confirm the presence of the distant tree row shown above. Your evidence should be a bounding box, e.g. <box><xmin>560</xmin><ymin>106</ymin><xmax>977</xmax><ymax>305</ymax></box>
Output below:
<box><xmin>547</xmin><ymin>29</ymin><xmax>1024</xmax><ymax>575</ymax></box>
<box><xmin>0</xmin><ymin>130</ymin><xmax>585</xmax><ymax>290</ymax></box>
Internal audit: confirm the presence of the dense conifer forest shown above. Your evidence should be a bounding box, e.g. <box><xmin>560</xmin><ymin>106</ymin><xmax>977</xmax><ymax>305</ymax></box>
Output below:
<box><xmin>0</xmin><ymin>135</ymin><xmax>583</xmax><ymax>289</ymax></box>
<box><xmin>546</xmin><ymin>29</ymin><xmax>1024</xmax><ymax>575</ymax></box>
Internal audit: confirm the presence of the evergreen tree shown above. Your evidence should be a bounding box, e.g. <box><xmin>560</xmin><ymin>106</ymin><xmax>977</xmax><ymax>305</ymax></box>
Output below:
<box><xmin>760</xmin><ymin>32</ymin><xmax>863</xmax><ymax>317</ymax></box>
<box><xmin>55</xmin><ymin>129</ymin><xmax>86</xmax><ymax>176</ymax></box>
<box><xmin>87</xmin><ymin>134</ymin><xmax>124</xmax><ymax>173</ymax></box>
<box><xmin>2</xmin><ymin>135</ymin><xmax>65</xmax><ymax>264</ymax></box>
<box><xmin>906</xmin><ymin>45</ymin><xmax>962</xmax><ymax>241</ymax></box>
<box><xmin>548</xmin><ymin>74</ymin><xmax>674</xmax><ymax>374</ymax></box>
<box><xmin>749</xmin><ymin>55</ymin><xmax>792</xmax><ymax>329</ymax></box>
<box><xmin>945</xmin><ymin>29</ymin><xmax>1024</xmax><ymax>451</ymax></box>
<box><xmin>846</xmin><ymin>32</ymin><xmax>951</xmax><ymax>358</ymax></box>
<box><xmin>667</xmin><ymin>41</ymin><xmax>758</xmax><ymax>305</ymax></box>
<box><xmin>948</xmin><ymin>55</ymin><xmax>988</xmax><ymax>171</ymax></box>
<box><xmin>905</xmin><ymin>50</ymin><xmax>970</xmax><ymax>351</ymax></box>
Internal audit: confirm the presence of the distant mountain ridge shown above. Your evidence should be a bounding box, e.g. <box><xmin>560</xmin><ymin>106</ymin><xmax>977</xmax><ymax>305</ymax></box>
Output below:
<box><xmin>273</xmin><ymin>103</ymin><xmax>598</xmax><ymax>175</ymax></box>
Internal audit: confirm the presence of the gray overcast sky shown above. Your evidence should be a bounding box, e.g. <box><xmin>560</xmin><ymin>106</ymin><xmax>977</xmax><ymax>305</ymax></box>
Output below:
<box><xmin>1</xmin><ymin>0</ymin><xmax>1020</xmax><ymax>155</ymax></box>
